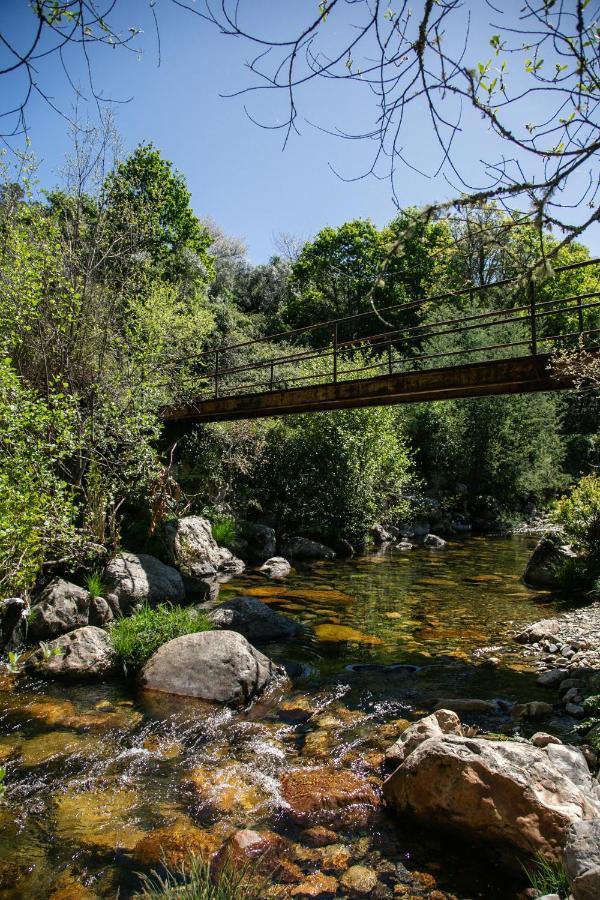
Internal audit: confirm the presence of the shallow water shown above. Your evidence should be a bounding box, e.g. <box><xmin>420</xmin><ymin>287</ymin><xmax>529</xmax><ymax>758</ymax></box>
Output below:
<box><xmin>0</xmin><ymin>535</ymin><xmax>572</xmax><ymax>899</ymax></box>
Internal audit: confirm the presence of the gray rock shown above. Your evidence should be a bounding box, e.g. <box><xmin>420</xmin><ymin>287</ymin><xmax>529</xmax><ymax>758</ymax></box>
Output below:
<box><xmin>371</xmin><ymin>524</ymin><xmax>392</xmax><ymax>544</ymax></box>
<box><xmin>0</xmin><ymin>597</ymin><xmax>27</xmax><ymax>650</ymax></box>
<box><xmin>259</xmin><ymin>557</ymin><xmax>291</xmax><ymax>579</ymax></box>
<box><xmin>566</xmin><ymin>702</ymin><xmax>586</xmax><ymax>718</ymax></box>
<box><xmin>29</xmin><ymin>579</ymin><xmax>113</xmax><ymax>641</ymax></box>
<box><xmin>395</xmin><ymin>541</ymin><xmax>414</xmax><ymax>551</ymax></box>
<box><xmin>25</xmin><ymin>626</ymin><xmax>119</xmax><ymax>681</ymax></box>
<box><xmin>181</xmin><ymin>574</ymin><xmax>220</xmax><ymax>603</ymax></box>
<box><xmin>564</xmin><ymin>817</ymin><xmax>600</xmax><ymax>900</ymax></box>
<box><xmin>105</xmin><ymin>552</ymin><xmax>185</xmax><ymax>613</ymax></box>
<box><xmin>423</xmin><ymin>533</ymin><xmax>447</xmax><ymax>549</ymax></box>
<box><xmin>523</xmin><ymin>535</ymin><xmax>577</xmax><ymax>590</ymax></box>
<box><xmin>531</xmin><ymin>732</ymin><xmax>563</xmax><ymax>748</ymax></box>
<box><xmin>165</xmin><ymin>516</ymin><xmax>245</xmax><ymax>579</ymax></box>
<box><xmin>537</xmin><ymin>668</ymin><xmax>569</xmax><ymax>688</ymax></box>
<box><xmin>208</xmin><ymin>596</ymin><xmax>300</xmax><ymax>642</ymax></box>
<box><xmin>243</xmin><ymin>523</ymin><xmax>277</xmax><ymax>562</ymax></box>
<box><xmin>140</xmin><ymin>630</ymin><xmax>282</xmax><ymax>706</ymax></box>
<box><xmin>281</xmin><ymin>536</ymin><xmax>336</xmax><ymax>560</ymax></box>
<box><xmin>514</xmin><ymin>701</ymin><xmax>554</xmax><ymax>720</ymax></box>
<box><xmin>515</xmin><ymin>618</ymin><xmax>562</xmax><ymax>645</ymax></box>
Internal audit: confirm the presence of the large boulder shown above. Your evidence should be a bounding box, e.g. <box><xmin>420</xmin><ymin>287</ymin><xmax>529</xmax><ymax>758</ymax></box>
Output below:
<box><xmin>0</xmin><ymin>597</ymin><xmax>27</xmax><ymax>651</ymax></box>
<box><xmin>385</xmin><ymin>710</ymin><xmax>462</xmax><ymax>766</ymax></box>
<box><xmin>383</xmin><ymin>728</ymin><xmax>600</xmax><ymax>861</ymax></box>
<box><xmin>25</xmin><ymin>626</ymin><xmax>119</xmax><ymax>681</ymax></box>
<box><xmin>524</xmin><ymin>535</ymin><xmax>577</xmax><ymax>590</ymax></box>
<box><xmin>280</xmin><ymin>536</ymin><xmax>336</xmax><ymax>561</ymax></box>
<box><xmin>29</xmin><ymin>579</ymin><xmax>112</xmax><ymax>641</ymax></box>
<box><xmin>259</xmin><ymin>557</ymin><xmax>291</xmax><ymax>580</ymax></box>
<box><xmin>140</xmin><ymin>630</ymin><xmax>282</xmax><ymax>706</ymax></box>
<box><xmin>564</xmin><ymin>817</ymin><xmax>600</xmax><ymax>900</ymax></box>
<box><xmin>279</xmin><ymin>766</ymin><xmax>381</xmax><ymax>828</ymax></box>
<box><xmin>243</xmin><ymin>524</ymin><xmax>277</xmax><ymax>562</ymax></box>
<box><xmin>165</xmin><ymin>517</ymin><xmax>245</xmax><ymax>579</ymax></box>
<box><xmin>104</xmin><ymin>552</ymin><xmax>184</xmax><ymax>613</ymax></box>
<box><xmin>208</xmin><ymin>596</ymin><xmax>300</xmax><ymax>642</ymax></box>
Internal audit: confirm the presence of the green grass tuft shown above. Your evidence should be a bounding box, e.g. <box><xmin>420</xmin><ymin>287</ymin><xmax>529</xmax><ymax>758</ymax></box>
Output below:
<box><xmin>85</xmin><ymin>569</ymin><xmax>107</xmax><ymax>598</ymax></box>
<box><xmin>523</xmin><ymin>852</ymin><xmax>570</xmax><ymax>898</ymax></box>
<box><xmin>134</xmin><ymin>853</ymin><xmax>262</xmax><ymax>899</ymax></box>
<box><xmin>211</xmin><ymin>516</ymin><xmax>237</xmax><ymax>549</ymax></box>
<box><xmin>110</xmin><ymin>603</ymin><xmax>211</xmax><ymax>673</ymax></box>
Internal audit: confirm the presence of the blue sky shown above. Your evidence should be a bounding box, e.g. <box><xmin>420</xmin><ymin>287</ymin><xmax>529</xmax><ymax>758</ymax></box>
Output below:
<box><xmin>2</xmin><ymin>1</ymin><xmax>598</xmax><ymax>263</ymax></box>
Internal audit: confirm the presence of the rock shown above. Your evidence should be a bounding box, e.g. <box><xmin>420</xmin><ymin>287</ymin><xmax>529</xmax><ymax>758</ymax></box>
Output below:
<box><xmin>25</xmin><ymin>626</ymin><xmax>119</xmax><ymax>681</ymax></box>
<box><xmin>279</xmin><ymin>766</ymin><xmax>381</xmax><ymax>828</ymax></box>
<box><xmin>537</xmin><ymin>669</ymin><xmax>569</xmax><ymax>688</ymax></box>
<box><xmin>514</xmin><ymin>701</ymin><xmax>554</xmax><ymax>720</ymax></box>
<box><xmin>566</xmin><ymin>702</ymin><xmax>586</xmax><ymax>718</ymax></box>
<box><xmin>133</xmin><ymin>821</ymin><xmax>221</xmax><ymax>870</ymax></box>
<box><xmin>532</xmin><ymin>732</ymin><xmax>563</xmax><ymax>748</ymax></box>
<box><xmin>188</xmin><ymin>764</ymin><xmax>270</xmax><ymax>820</ymax></box>
<box><xmin>212</xmin><ymin>829</ymin><xmax>289</xmax><ymax>880</ymax></box>
<box><xmin>523</xmin><ymin>535</ymin><xmax>577</xmax><ymax>590</ymax></box>
<box><xmin>259</xmin><ymin>557</ymin><xmax>292</xmax><ymax>579</ymax></box>
<box><xmin>55</xmin><ymin>786</ymin><xmax>145</xmax><ymax>853</ymax></box>
<box><xmin>301</xmin><ymin>826</ymin><xmax>339</xmax><ymax>847</ymax></box>
<box><xmin>244</xmin><ymin>524</ymin><xmax>277</xmax><ymax>562</ymax></box>
<box><xmin>412</xmin><ymin>519</ymin><xmax>431</xmax><ymax>537</ymax></box>
<box><xmin>383</xmin><ymin>731</ymin><xmax>600</xmax><ymax>860</ymax></box>
<box><xmin>278</xmin><ymin>696</ymin><xmax>315</xmax><ymax>723</ymax></box>
<box><xmin>423</xmin><ymin>534</ymin><xmax>447</xmax><ymax>549</ymax></box>
<box><xmin>290</xmin><ymin>873</ymin><xmax>338</xmax><ymax>898</ymax></box>
<box><xmin>281</xmin><ymin>536</ymin><xmax>336</xmax><ymax>560</ymax></box>
<box><xmin>181</xmin><ymin>574</ymin><xmax>220</xmax><ymax>603</ymax></box>
<box><xmin>564</xmin><ymin>817</ymin><xmax>600</xmax><ymax>900</ymax></box>
<box><xmin>331</xmin><ymin>538</ymin><xmax>354</xmax><ymax>558</ymax></box>
<box><xmin>29</xmin><ymin>579</ymin><xmax>113</xmax><ymax>641</ymax></box>
<box><xmin>395</xmin><ymin>541</ymin><xmax>413</xmax><ymax>551</ymax></box>
<box><xmin>371</xmin><ymin>524</ymin><xmax>392</xmax><ymax>544</ymax></box>
<box><xmin>208</xmin><ymin>596</ymin><xmax>300</xmax><ymax>642</ymax></box>
<box><xmin>339</xmin><ymin>865</ymin><xmax>378</xmax><ymax>896</ymax></box>
<box><xmin>140</xmin><ymin>630</ymin><xmax>282</xmax><ymax>706</ymax></box>
<box><xmin>105</xmin><ymin>552</ymin><xmax>184</xmax><ymax>612</ymax></box>
<box><xmin>0</xmin><ymin>597</ymin><xmax>27</xmax><ymax>650</ymax></box>
<box><xmin>433</xmin><ymin>698</ymin><xmax>496</xmax><ymax>714</ymax></box>
<box><xmin>165</xmin><ymin>516</ymin><xmax>244</xmax><ymax>579</ymax></box>
<box><xmin>385</xmin><ymin>710</ymin><xmax>462</xmax><ymax>766</ymax></box>
<box><xmin>515</xmin><ymin>618</ymin><xmax>562</xmax><ymax>645</ymax></box>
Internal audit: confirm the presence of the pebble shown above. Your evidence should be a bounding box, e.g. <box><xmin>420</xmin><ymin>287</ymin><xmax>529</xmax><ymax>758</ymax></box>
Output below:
<box><xmin>339</xmin><ymin>866</ymin><xmax>379</xmax><ymax>896</ymax></box>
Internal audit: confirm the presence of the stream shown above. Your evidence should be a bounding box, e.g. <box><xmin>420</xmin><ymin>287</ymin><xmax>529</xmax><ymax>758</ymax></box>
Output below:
<box><xmin>0</xmin><ymin>534</ymin><xmax>573</xmax><ymax>899</ymax></box>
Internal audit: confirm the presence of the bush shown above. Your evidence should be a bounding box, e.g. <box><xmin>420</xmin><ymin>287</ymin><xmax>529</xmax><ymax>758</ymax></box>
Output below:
<box><xmin>553</xmin><ymin>556</ymin><xmax>594</xmax><ymax>592</ymax></box>
<box><xmin>554</xmin><ymin>475</ymin><xmax>600</xmax><ymax>559</ymax></box>
<box><xmin>211</xmin><ymin>516</ymin><xmax>237</xmax><ymax>549</ymax></box>
<box><xmin>110</xmin><ymin>604</ymin><xmax>211</xmax><ymax>672</ymax></box>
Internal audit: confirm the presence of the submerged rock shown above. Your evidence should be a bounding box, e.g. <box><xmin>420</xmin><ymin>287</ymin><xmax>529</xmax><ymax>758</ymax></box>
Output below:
<box><xmin>188</xmin><ymin>763</ymin><xmax>271</xmax><ymax>821</ymax></box>
<box><xmin>289</xmin><ymin>872</ymin><xmax>338</xmax><ymax>898</ymax></box>
<box><xmin>523</xmin><ymin>535</ymin><xmax>577</xmax><ymax>590</ymax></box>
<box><xmin>166</xmin><ymin>516</ymin><xmax>245</xmax><ymax>579</ymax></box>
<box><xmin>140</xmin><ymin>630</ymin><xmax>283</xmax><ymax>706</ymax></box>
<box><xmin>133</xmin><ymin>821</ymin><xmax>221</xmax><ymax>870</ymax></box>
<box><xmin>259</xmin><ymin>557</ymin><xmax>292</xmax><ymax>579</ymax></box>
<box><xmin>279</xmin><ymin>766</ymin><xmax>381</xmax><ymax>828</ymax></box>
<box><xmin>105</xmin><ymin>552</ymin><xmax>184</xmax><ymax>612</ymax></box>
<box><xmin>281</xmin><ymin>536</ymin><xmax>336</xmax><ymax>560</ymax></box>
<box><xmin>383</xmin><ymin>726</ymin><xmax>600</xmax><ymax>860</ymax></box>
<box><xmin>29</xmin><ymin>578</ymin><xmax>112</xmax><ymax>641</ymax></box>
<box><xmin>208</xmin><ymin>596</ymin><xmax>300</xmax><ymax>642</ymax></box>
<box><xmin>339</xmin><ymin>865</ymin><xmax>378</xmax><ymax>896</ymax></box>
<box><xmin>55</xmin><ymin>786</ymin><xmax>145</xmax><ymax>853</ymax></box>
<box><xmin>25</xmin><ymin>626</ymin><xmax>119</xmax><ymax>681</ymax></box>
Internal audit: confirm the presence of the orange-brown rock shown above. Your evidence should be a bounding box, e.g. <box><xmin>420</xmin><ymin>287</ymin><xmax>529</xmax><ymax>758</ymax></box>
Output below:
<box><xmin>300</xmin><ymin>826</ymin><xmax>339</xmax><ymax>847</ymax></box>
<box><xmin>289</xmin><ymin>872</ymin><xmax>338</xmax><ymax>898</ymax></box>
<box><xmin>133</xmin><ymin>822</ymin><xmax>221</xmax><ymax>870</ymax></box>
<box><xmin>48</xmin><ymin>872</ymin><xmax>98</xmax><ymax>900</ymax></box>
<box><xmin>339</xmin><ymin>865</ymin><xmax>378</xmax><ymax>896</ymax></box>
<box><xmin>279</xmin><ymin>767</ymin><xmax>381</xmax><ymax>828</ymax></box>
<box><xmin>212</xmin><ymin>828</ymin><xmax>289</xmax><ymax>879</ymax></box>
<box><xmin>319</xmin><ymin>845</ymin><xmax>351</xmax><ymax>873</ymax></box>
<box><xmin>188</xmin><ymin>764</ymin><xmax>270</xmax><ymax>820</ymax></box>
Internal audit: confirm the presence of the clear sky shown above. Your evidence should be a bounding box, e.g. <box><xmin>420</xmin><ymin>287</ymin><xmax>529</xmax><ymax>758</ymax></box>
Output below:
<box><xmin>2</xmin><ymin>1</ymin><xmax>598</xmax><ymax>263</ymax></box>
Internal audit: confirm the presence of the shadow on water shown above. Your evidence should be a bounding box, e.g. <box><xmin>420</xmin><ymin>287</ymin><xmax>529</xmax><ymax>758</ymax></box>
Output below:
<box><xmin>0</xmin><ymin>534</ymin><xmax>585</xmax><ymax>898</ymax></box>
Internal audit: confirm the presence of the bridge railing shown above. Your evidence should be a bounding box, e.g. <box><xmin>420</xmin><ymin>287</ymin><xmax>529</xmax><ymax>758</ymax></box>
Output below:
<box><xmin>164</xmin><ymin>257</ymin><xmax>600</xmax><ymax>403</ymax></box>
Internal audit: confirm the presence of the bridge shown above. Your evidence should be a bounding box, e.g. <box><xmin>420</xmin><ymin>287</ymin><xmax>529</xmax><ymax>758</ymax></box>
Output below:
<box><xmin>163</xmin><ymin>258</ymin><xmax>600</xmax><ymax>424</ymax></box>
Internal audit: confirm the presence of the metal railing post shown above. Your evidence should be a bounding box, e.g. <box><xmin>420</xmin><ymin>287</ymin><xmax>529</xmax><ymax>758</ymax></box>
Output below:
<box><xmin>333</xmin><ymin>322</ymin><xmax>338</xmax><ymax>382</ymax></box>
<box><xmin>528</xmin><ymin>279</ymin><xmax>537</xmax><ymax>356</ymax></box>
<box><xmin>577</xmin><ymin>295</ymin><xmax>585</xmax><ymax>337</ymax></box>
<box><xmin>388</xmin><ymin>340</ymin><xmax>393</xmax><ymax>375</ymax></box>
<box><xmin>214</xmin><ymin>349</ymin><xmax>219</xmax><ymax>398</ymax></box>
<box><xmin>270</xmin><ymin>361</ymin><xmax>274</xmax><ymax>391</ymax></box>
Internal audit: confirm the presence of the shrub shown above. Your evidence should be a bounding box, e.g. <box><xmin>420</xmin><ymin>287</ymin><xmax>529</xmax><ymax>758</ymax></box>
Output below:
<box><xmin>211</xmin><ymin>516</ymin><xmax>237</xmax><ymax>549</ymax></box>
<box><xmin>554</xmin><ymin>475</ymin><xmax>600</xmax><ymax>559</ymax></box>
<box><xmin>553</xmin><ymin>556</ymin><xmax>593</xmax><ymax>592</ymax></box>
<box><xmin>134</xmin><ymin>853</ymin><xmax>262</xmax><ymax>899</ymax></box>
<box><xmin>110</xmin><ymin>604</ymin><xmax>211</xmax><ymax>673</ymax></box>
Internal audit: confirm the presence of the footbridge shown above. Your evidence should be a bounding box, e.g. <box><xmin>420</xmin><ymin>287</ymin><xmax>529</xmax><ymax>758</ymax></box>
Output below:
<box><xmin>163</xmin><ymin>258</ymin><xmax>600</xmax><ymax>424</ymax></box>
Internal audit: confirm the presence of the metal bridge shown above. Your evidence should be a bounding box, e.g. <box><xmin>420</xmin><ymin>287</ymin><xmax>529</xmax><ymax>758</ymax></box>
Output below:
<box><xmin>163</xmin><ymin>258</ymin><xmax>600</xmax><ymax>424</ymax></box>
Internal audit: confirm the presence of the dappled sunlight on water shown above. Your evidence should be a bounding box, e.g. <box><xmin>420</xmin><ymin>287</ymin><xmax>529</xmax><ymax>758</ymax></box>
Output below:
<box><xmin>0</xmin><ymin>535</ymin><xmax>571</xmax><ymax>898</ymax></box>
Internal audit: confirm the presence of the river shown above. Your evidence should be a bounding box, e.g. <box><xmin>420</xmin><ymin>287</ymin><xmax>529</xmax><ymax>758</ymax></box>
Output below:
<box><xmin>0</xmin><ymin>534</ymin><xmax>571</xmax><ymax>898</ymax></box>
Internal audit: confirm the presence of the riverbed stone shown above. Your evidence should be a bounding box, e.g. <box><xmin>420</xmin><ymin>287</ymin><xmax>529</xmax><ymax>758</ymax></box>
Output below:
<box><xmin>563</xmin><ymin>817</ymin><xmax>600</xmax><ymax>900</ymax></box>
<box><xmin>55</xmin><ymin>786</ymin><xmax>145</xmax><ymax>853</ymax></box>
<box><xmin>514</xmin><ymin>700</ymin><xmax>554</xmax><ymax>720</ymax></box>
<box><xmin>105</xmin><ymin>552</ymin><xmax>184</xmax><ymax>612</ymax></box>
<box><xmin>290</xmin><ymin>872</ymin><xmax>338</xmax><ymax>898</ymax></box>
<box><xmin>188</xmin><ymin>763</ymin><xmax>271</xmax><ymax>820</ymax></box>
<box><xmin>385</xmin><ymin>710</ymin><xmax>462</xmax><ymax>766</ymax></box>
<box><xmin>133</xmin><ymin>821</ymin><xmax>221</xmax><ymax>870</ymax></box>
<box><xmin>29</xmin><ymin>579</ymin><xmax>111</xmax><ymax>640</ymax></box>
<box><xmin>532</xmin><ymin>732</ymin><xmax>563</xmax><ymax>748</ymax></box>
<box><xmin>515</xmin><ymin>618</ymin><xmax>562</xmax><ymax>644</ymax></box>
<box><xmin>523</xmin><ymin>535</ymin><xmax>577</xmax><ymax>590</ymax></box>
<box><xmin>537</xmin><ymin>668</ymin><xmax>569</xmax><ymax>687</ymax></box>
<box><xmin>383</xmin><ymin>731</ymin><xmax>600</xmax><ymax>860</ymax></box>
<box><xmin>301</xmin><ymin>826</ymin><xmax>339</xmax><ymax>847</ymax></box>
<box><xmin>423</xmin><ymin>534</ymin><xmax>447</xmax><ymax>549</ymax></box>
<box><xmin>281</xmin><ymin>536</ymin><xmax>336</xmax><ymax>560</ymax></box>
<box><xmin>208</xmin><ymin>595</ymin><xmax>300</xmax><ymax>641</ymax></box>
<box><xmin>25</xmin><ymin>626</ymin><xmax>119</xmax><ymax>681</ymax></box>
<box><xmin>140</xmin><ymin>630</ymin><xmax>282</xmax><ymax>706</ymax></box>
<box><xmin>165</xmin><ymin>516</ymin><xmax>245</xmax><ymax>579</ymax></box>
<box><xmin>279</xmin><ymin>766</ymin><xmax>381</xmax><ymax>828</ymax></box>
<box><xmin>259</xmin><ymin>557</ymin><xmax>292</xmax><ymax>579</ymax></box>
<box><xmin>339</xmin><ymin>865</ymin><xmax>378</xmax><ymax>896</ymax></box>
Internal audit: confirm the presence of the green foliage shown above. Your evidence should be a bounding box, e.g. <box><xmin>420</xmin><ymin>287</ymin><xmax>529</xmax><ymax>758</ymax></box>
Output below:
<box><xmin>553</xmin><ymin>556</ymin><xmax>593</xmax><ymax>592</ymax></box>
<box><xmin>5</xmin><ymin>651</ymin><xmax>22</xmax><ymax>675</ymax></box>
<box><xmin>0</xmin><ymin>766</ymin><xmax>5</xmax><ymax>801</ymax></box>
<box><xmin>211</xmin><ymin>516</ymin><xmax>237</xmax><ymax>549</ymax></box>
<box><xmin>523</xmin><ymin>853</ymin><xmax>570</xmax><ymax>898</ymax></box>
<box><xmin>109</xmin><ymin>604</ymin><xmax>212</xmax><ymax>673</ymax></box>
<box><xmin>134</xmin><ymin>853</ymin><xmax>262</xmax><ymax>899</ymax></box>
<box><xmin>554</xmin><ymin>475</ymin><xmax>600</xmax><ymax>559</ymax></box>
<box><xmin>38</xmin><ymin>641</ymin><xmax>63</xmax><ymax>661</ymax></box>
<box><xmin>85</xmin><ymin>570</ymin><xmax>106</xmax><ymax>599</ymax></box>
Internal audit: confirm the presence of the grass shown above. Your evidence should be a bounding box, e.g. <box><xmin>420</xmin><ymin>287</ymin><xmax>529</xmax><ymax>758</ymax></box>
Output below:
<box><xmin>85</xmin><ymin>569</ymin><xmax>107</xmax><ymax>598</ymax></box>
<box><xmin>109</xmin><ymin>603</ymin><xmax>211</xmax><ymax>673</ymax></box>
<box><xmin>211</xmin><ymin>516</ymin><xmax>237</xmax><ymax>549</ymax></box>
<box><xmin>134</xmin><ymin>854</ymin><xmax>263</xmax><ymax>899</ymax></box>
<box><xmin>523</xmin><ymin>852</ymin><xmax>570</xmax><ymax>898</ymax></box>
<box><xmin>553</xmin><ymin>556</ymin><xmax>592</xmax><ymax>592</ymax></box>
